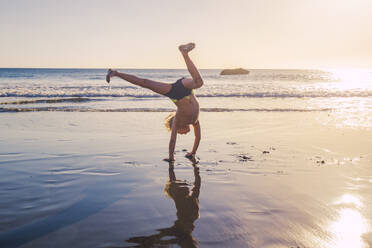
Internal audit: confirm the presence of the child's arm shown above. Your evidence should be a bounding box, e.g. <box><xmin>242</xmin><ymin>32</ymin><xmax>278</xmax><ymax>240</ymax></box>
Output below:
<box><xmin>166</xmin><ymin>118</ymin><xmax>178</xmax><ymax>161</ymax></box>
<box><xmin>186</xmin><ymin>121</ymin><xmax>201</xmax><ymax>157</ymax></box>
<box><xmin>191</xmin><ymin>166</ymin><xmax>201</xmax><ymax>198</ymax></box>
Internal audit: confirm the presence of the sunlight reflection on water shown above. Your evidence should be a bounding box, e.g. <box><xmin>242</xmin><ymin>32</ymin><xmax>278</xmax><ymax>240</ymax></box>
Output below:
<box><xmin>332</xmin><ymin>98</ymin><xmax>372</xmax><ymax>129</ymax></box>
<box><xmin>329</xmin><ymin>194</ymin><xmax>370</xmax><ymax>248</ymax></box>
<box><xmin>313</xmin><ymin>97</ymin><xmax>372</xmax><ymax>129</ymax></box>
<box><xmin>330</xmin><ymin>69</ymin><xmax>372</xmax><ymax>86</ymax></box>
<box><xmin>309</xmin><ymin>69</ymin><xmax>372</xmax><ymax>129</ymax></box>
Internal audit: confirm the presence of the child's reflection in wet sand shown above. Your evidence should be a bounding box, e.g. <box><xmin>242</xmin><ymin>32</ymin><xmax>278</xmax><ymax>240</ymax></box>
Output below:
<box><xmin>126</xmin><ymin>158</ymin><xmax>201</xmax><ymax>248</ymax></box>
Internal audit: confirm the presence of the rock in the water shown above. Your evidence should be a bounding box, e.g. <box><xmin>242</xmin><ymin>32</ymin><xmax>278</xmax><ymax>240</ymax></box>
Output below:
<box><xmin>220</xmin><ymin>68</ymin><xmax>249</xmax><ymax>75</ymax></box>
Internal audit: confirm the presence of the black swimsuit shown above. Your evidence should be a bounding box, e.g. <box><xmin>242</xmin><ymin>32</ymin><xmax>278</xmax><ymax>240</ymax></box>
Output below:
<box><xmin>164</xmin><ymin>78</ymin><xmax>193</xmax><ymax>103</ymax></box>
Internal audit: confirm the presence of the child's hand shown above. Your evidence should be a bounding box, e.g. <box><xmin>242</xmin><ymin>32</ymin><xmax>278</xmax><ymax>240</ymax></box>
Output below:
<box><xmin>185</xmin><ymin>153</ymin><xmax>199</xmax><ymax>165</ymax></box>
<box><xmin>185</xmin><ymin>152</ymin><xmax>194</xmax><ymax>158</ymax></box>
<box><xmin>163</xmin><ymin>158</ymin><xmax>175</xmax><ymax>162</ymax></box>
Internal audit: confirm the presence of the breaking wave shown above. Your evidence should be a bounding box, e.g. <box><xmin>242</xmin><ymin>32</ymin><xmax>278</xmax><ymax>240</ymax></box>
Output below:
<box><xmin>0</xmin><ymin>107</ymin><xmax>333</xmax><ymax>113</ymax></box>
<box><xmin>0</xmin><ymin>97</ymin><xmax>94</xmax><ymax>105</ymax></box>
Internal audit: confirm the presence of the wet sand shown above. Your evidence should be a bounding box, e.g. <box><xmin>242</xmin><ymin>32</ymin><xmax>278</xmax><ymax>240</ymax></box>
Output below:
<box><xmin>0</xmin><ymin>111</ymin><xmax>371</xmax><ymax>248</ymax></box>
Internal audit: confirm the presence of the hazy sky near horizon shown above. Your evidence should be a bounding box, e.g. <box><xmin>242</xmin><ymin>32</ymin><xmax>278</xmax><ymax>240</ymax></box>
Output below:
<box><xmin>1</xmin><ymin>0</ymin><xmax>372</xmax><ymax>69</ymax></box>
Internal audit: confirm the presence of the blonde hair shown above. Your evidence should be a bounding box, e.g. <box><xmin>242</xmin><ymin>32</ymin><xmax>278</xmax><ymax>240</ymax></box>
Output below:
<box><xmin>163</xmin><ymin>181</ymin><xmax>172</xmax><ymax>198</ymax></box>
<box><xmin>163</xmin><ymin>180</ymin><xmax>189</xmax><ymax>199</ymax></box>
<box><xmin>164</xmin><ymin>112</ymin><xmax>176</xmax><ymax>132</ymax></box>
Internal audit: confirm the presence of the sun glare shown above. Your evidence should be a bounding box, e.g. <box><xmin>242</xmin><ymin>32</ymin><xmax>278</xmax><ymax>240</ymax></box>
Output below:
<box><xmin>312</xmin><ymin>68</ymin><xmax>372</xmax><ymax>129</ymax></box>
<box><xmin>335</xmin><ymin>194</ymin><xmax>363</xmax><ymax>208</ymax></box>
<box><xmin>327</xmin><ymin>68</ymin><xmax>372</xmax><ymax>90</ymax></box>
<box><xmin>329</xmin><ymin>194</ymin><xmax>370</xmax><ymax>248</ymax></box>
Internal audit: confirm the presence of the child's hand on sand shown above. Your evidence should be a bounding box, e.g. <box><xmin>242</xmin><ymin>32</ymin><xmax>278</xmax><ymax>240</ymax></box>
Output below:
<box><xmin>163</xmin><ymin>157</ymin><xmax>175</xmax><ymax>162</ymax></box>
<box><xmin>185</xmin><ymin>153</ymin><xmax>199</xmax><ymax>165</ymax></box>
<box><xmin>185</xmin><ymin>152</ymin><xmax>194</xmax><ymax>158</ymax></box>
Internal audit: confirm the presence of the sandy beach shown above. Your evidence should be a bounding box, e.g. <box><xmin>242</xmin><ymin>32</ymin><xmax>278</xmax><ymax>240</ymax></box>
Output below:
<box><xmin>0</xmin><ymin>110</ymin><xmax>371</xmax><ymax>248</ymax></box>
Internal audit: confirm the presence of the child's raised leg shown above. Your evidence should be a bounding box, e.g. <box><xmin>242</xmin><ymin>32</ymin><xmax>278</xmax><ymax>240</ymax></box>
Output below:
<box><xmin>107</xmin><ymin>69</ymin><xmax>171</xmax><ymax>95</ymax></box>
<box><xmin>179</xmin><ymin>43</ymin><xmax>204</xmax><ymax>89</ymax></box>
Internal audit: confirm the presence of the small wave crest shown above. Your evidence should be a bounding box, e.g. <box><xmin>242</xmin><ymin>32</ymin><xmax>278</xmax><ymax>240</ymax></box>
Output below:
<box><xmin>0</xmin><ymin>93</ymin><xmax>163</xmax><ymax>98</ymax></box>
<box><xmin>0</xmin><ymin>97</ymin><xmax>95</xmax><ymax>105</ymax></box>
<box><xmin>0</xmin><ymin>107</ymin><xmax>333</xmax><ymax>113</ymax></box>
<box><xmin>198</xmin><ymin>92</ymin><xmax>372</xmax><ymax>98</ymax></box>
<box><xmin>58</xmin><ymin>85</ymin><xmax>137</xmax><ymax>90</ymax></box>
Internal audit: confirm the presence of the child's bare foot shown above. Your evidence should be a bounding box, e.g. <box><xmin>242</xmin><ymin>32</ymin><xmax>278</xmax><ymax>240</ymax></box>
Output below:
<box><xmin>179</xmin><ymin>43</ymin><xmax>195</xmax><ymax>54</ymax></box>
<box><xmin>106</xmin><ymin>69</ymin><xmax>116</xmax><ymax>83</ymax></box>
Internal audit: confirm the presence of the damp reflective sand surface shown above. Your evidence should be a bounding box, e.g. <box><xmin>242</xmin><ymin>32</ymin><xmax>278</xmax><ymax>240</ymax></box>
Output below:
<box><xmin>0</xmin><ymin>111</ymin><xmax>371</xmax><ymax>248</ymax></box>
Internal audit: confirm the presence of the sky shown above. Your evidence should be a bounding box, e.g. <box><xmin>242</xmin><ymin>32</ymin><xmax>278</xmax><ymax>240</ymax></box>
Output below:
<box><xmin>0</xmin><ymin>0</ymin><xmax>372</xmax><ymax>69</ymax></box>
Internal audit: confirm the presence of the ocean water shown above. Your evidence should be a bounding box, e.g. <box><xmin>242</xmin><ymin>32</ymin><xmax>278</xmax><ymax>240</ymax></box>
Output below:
<box><xmin>1</xmin><ymin>68</ymin><xmax>371</xmax><ymax>129</ymax></box>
